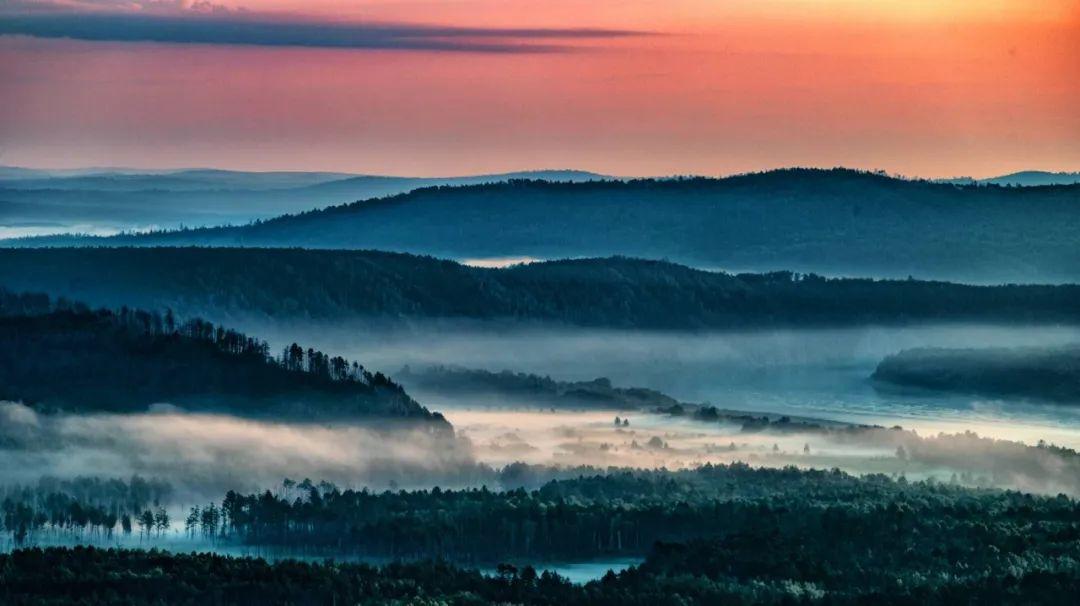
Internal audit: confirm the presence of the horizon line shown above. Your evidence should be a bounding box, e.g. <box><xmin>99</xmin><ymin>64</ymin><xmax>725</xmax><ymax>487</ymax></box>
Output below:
<box><xmin>3</xmin><ymin>164</ymin><xmax>1078</xmax><ymax>183</ymax></box>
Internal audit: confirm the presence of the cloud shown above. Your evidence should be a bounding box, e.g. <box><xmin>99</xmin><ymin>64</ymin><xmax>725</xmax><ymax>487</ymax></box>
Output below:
<box><xmin>0</xmin><ymin>7</ymin><xmax>641</xmax><ymax>53</ymax></box>
<box><xmin>2</xmin><ymin>1</ymin><xmax>235</xmax><ymax>14</ymax></box>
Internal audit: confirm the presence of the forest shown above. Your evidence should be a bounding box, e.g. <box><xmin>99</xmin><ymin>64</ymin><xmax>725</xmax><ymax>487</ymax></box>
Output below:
<box><xmin>6</xmin><ymin>465</ymin><xmax>1079</xmax><ymax>562</ymax></box>
<box><xmin>873</xmin><ymin>345</ymin><xmax>1080</xmax><ymax>403</ymax></box>
<box><xmin>178</xmin><ymin>466</ymin><xmax>1080</xmax><ymax>563</ymax></box>
<box><xmin>1</xmin><ymin>477</ymin><xmax>171</xmax><ymax>545</ymax></box>
<box><xmin>3</xmin><ymin>543</ymin><xmax>1075</xmax><ymax>606</ymax></box>
<box><xmin>2</xmin><ymin>248</ymin><xmax>1079</xmax><ymax>328</ymax></box>
<box><xmin>6</xmin><ymin>169</ymin><xmax>1080</xmax><ymax>283</ymax></box>
<box><xmin>0</xmin><ymin>289</ymin><xmax>441</xmax><ymax>422</ymax></box>
<box><xmin>1</xmin><ymin>464</ymin><xmax>1078</xmax><ymax>604</ymax></box>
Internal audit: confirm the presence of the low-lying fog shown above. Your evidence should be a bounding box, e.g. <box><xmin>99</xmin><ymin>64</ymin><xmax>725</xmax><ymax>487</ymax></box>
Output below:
<box><xmin>3</xmin><ymin>321</ymin><xmax>1078</xmax><ymax>510</ymax></box>
<box><xmin>3</xmin><ymin>397</ymin><xmax>1077</xmax><ymax>499</ymax></box>
<box><xmin>241</xmin><ymin>320</ymin><xmax>1080</xmax><ymax>449</ymax></box>
<box><xmin>0</xmin><ymin>402</ymin><xmax>482</xmax><ymax>501</ymax></box>
<box><xmin>440</xmin><ymin>406</ymin><xmax>899</xmax><ymax>471</ymax></box>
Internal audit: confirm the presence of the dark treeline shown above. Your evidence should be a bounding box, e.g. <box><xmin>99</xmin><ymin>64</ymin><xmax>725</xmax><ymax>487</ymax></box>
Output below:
<box><xmin>6</xmin><ymin>168</ymin><xmax>1080</xmax><ymax>283</ymax></box>
<box><xmin>399</xmin><ymin>365</ymin><xmax>680</xmax><ymax>410</ymax></box>
<box><xmin>0</xmin><ymin>289</ymin><xmax>439</xmax><ymax>422</ymax></box>
<box><xmin>2</xmin><ymin>248</ymin><xmax>1080</xmax><ymax>329</ymax></box>
<box><xmin>2</xmin><ymin>545</ymin><xmax>1076</xmax><ymax>606</ymax></box>
<box><xmin>3</xmin><ymin>463</ymin><xmax>1079</xmax><ymax>605</ymax></box>
<box><xmin>874</xmin><ymin>345</ymin><xmax>1080</xmax><ymax>403</ymax></box>
<box><xmin>1</xmin><ymin>477</ymin><xmax>171</xmax><ymax>544</ymax></box>
<box><xmin>2</xmin><ymin>466</ymin><xmax>1078</xmax><ymax>603</ymax></box>
<box><xmin>169</xmin><ymin>465</ymin><xmax>1080</xmax><ymax>565</ymax></box>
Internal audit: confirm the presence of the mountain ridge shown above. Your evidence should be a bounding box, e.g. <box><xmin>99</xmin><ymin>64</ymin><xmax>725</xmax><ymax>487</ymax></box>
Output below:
<box><xmin>939</xmin><ymin>171</ymin><xmax>1080</xmax><ymax>187</ymax></box>
<box><xmin>6</xmin><ymin>168</ymin><xmax>1077</xmax><ymax>283</ymax></box>
<box><xmin>1</xmin><ymin>247</ymin><xmax>1078</xmax><ymax>329</ymax></box>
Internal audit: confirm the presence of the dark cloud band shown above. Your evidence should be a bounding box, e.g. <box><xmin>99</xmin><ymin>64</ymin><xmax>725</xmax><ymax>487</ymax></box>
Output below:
<box><xmin>0</xmin><ymin>13</ymin><xmax>641</xmax><ymax>52</ymax></box>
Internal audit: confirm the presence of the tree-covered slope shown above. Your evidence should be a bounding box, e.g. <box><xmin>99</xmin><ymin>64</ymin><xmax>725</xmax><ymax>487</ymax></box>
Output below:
<box><xmin>1</xmin><ymin>248</ymin><xmax>1078</xmax><ymax>328</ymax></box>
<box><xmin>0</xmin><ymin>289</ymin><xmax>441</xmax><ymax>423</ymax></box>
<box><xmin>7</xmin><ymin>169</ymin><xmax>1079</xmax><ymax>283</ymax></box>
<box><xmin>873</xmin><ymin>345</ymin><xmax>1080</xmax><ymax>404</ymax></box>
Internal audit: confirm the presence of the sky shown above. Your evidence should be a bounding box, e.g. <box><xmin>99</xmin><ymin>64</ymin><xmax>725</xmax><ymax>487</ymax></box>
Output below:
<box><xmin>0</xmin><ymin>0</ymin><xmax>1078</xmax><ymax>178</ymax></box>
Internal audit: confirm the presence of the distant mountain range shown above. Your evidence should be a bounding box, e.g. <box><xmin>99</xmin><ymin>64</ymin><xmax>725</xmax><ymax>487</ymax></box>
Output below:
<box><xmin>6</xmin><ymin>168</ymin><xmax>1078</xmax><ymax>283</ymax></box>
<box><xmin>938</xmin><ymin>171</ymin><xmax>1080</xmax><ymax>187</ymax></box>
<box><xmin>3</xmin><ymin>165</ymin><xmax>1074</xmax><ymax>241</ymax></box>
<box><xmin>0</xmin><ymin>167</ymin><xmax>604</xmax><ymax>192</ymax></box>
<box><xmin>0</xmin><ymin>167</ymin><xmax>607</xmax><ymax>237</ymax></box>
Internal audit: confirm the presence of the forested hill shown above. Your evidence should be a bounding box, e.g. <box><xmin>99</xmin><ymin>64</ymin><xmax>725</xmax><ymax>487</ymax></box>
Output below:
<box><xmin>0</xmin><ymin>289</ymin><xmax>442</xmax><ymax>423</ymax></box>
<box><xmin>7</xmin><ymin>169</ymin><xmax>1080</xmax><ymax>283</ymax></box>
<box><xmin>873</xmin><ymin>345</ymin><xmax>1080</xmax><ymax>404</ymax></box>
<box><xmin>1</xmin><ymin>248</ymin><xmax>1079</xmax><ymax>329</ymax></box>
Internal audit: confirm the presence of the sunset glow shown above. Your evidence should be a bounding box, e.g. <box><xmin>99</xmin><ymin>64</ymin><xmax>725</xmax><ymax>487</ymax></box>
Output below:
<box><xmin>1</xmin><ymin>0</ymin><xmax>1077</xmax><ymax>176</ymax></box>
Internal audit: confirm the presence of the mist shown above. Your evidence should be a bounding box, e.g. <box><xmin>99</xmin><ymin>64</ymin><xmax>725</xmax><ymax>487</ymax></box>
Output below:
<box><xmin>432</xmin><ymin>405</ymin><xmax>1080</xmax><ymax>496</ymax></box>
<box><xmin>237</xmin><ymin>319</ymin><xmax>1080</xmax><ymax>447</ymax></box>
<box><xmin>0</xmin><ymin>402</ymin><xmax>484</xmax><ymax>502</ymax></box>
<box><xmin>3</xmin><ymin>319</ymin><xmax>1078</xmax><ymax>505</ymax></box>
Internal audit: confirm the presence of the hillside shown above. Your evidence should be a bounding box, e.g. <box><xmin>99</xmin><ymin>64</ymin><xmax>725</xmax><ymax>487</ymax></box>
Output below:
<box><xmin>0</xmin><ymin>289</ymin><xmax>442</xmax><ymax>423</ymax></box>
<box><xmin>0</xmin><ymin>248</ymin><xmax>1078</xmax><ymax>329</ymax></box>
<box><xmin>873</xmin><ymin>345</ymin><xmax>1080</xmax><ymax>404</ymax></box>
<box><xmin>7</xmin><ymin>169</ymin><xmax>1079</xmax><ymax>283</ymax></box>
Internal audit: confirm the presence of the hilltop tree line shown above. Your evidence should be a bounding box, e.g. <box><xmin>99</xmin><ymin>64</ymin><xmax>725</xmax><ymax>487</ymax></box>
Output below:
<box><xmin>2</xmin><ymin>248</ymin><xmax>1080</xmax><ymax>329</ymax></box>
<box><xmin>0</xmin><ymin>289</ymin><xmax>439</xmax><ymax>422</ymax></box>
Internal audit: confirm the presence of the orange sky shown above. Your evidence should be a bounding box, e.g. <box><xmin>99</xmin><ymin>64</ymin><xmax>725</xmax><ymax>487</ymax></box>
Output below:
<box><xmin>0</xmin><ymin>0</ymin><xmax>1077</xmax><ymax>177</ymax></box>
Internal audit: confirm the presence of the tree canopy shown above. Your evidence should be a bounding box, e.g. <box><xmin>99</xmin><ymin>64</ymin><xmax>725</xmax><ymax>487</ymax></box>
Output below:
<box><xmin>0</xmin><ymin>289</ymin><xmax>440</xmax><ymax>422</ymax></box>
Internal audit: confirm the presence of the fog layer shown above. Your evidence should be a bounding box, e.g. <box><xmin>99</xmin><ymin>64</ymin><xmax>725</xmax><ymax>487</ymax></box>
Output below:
<box><xmin>0</xmin><ymin>402</ymin><xmax>482</xmax><ymax>500</ymax></box>
<box><xmin>241</xmin><ymin>320</ymin><xmax>1080</xmax><ymax>448</ymax></box>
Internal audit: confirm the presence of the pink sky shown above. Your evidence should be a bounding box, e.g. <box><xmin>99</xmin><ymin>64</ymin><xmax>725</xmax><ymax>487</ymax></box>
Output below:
<box><xmin>1</xmin><ymin>0</ymin><xmax>1077</xmax><ymax>177</ymax></box>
